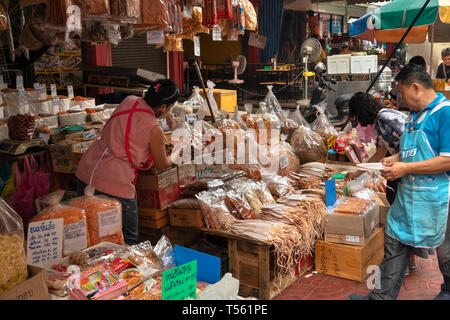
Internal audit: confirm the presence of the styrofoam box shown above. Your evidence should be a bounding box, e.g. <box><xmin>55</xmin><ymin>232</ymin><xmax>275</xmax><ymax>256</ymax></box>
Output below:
<box><xmin>327</xmin><ymin>54</ymin><xmax>351</xmax><ymax>74</ymax></box>
<box><xmin>351</xmin><ymin>55</ymin><xmax>378</xmax><ymax>74</ymax></box>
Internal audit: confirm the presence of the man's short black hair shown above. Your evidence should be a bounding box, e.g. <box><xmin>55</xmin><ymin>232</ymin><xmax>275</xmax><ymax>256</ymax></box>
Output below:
<box><xmin>395</xmin><ymin>63</ymin><xmax>433</xmax><ymax>89</ymax></box>
<box><xmin>441</xmin><ymin>47</ymin><xmax>450</xmax><ymax>57</ymax></box>
<box><xmin>408</xmin><ymin>55</ymin><xmax>426</xmax><ymax>67</ymax></box>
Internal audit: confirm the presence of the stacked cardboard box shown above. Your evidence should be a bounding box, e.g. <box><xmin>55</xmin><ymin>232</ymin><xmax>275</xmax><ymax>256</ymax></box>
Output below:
<box><xmin>315</xmin><ymin>198</ymin><xmax>384</xmax><ymax>282</ymax></box>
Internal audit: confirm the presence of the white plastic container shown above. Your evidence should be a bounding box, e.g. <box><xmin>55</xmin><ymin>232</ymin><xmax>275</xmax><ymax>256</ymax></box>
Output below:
<box><xmin>327</xmin><ymin>54</ymin><xmax>351</xmax><ymax>74</ymax></box>
<box><xmin>350</xmin><ymin>55</ymin><xmax>378</xmax><ymax>74</ymax></box>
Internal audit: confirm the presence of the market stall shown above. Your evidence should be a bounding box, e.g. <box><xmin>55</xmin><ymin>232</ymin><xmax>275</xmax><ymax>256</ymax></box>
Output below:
<box><xmin>0</xmin><ymin>0</ymin><xmax>391</xmax><ymax>301</ymax></box>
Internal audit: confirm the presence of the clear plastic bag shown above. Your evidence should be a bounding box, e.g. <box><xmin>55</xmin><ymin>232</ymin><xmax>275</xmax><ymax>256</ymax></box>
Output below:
<box><xmin>83</xmin><ymin>0</ymin><xmax>111</xmax><ymax>19</ymax></box>
<box><xmin>152</xmin><ymin>235</ymin><xmax>175</xmax><ymax>271</ymax></box>
<box><xmin>224</xmin><ymin>188</ymin><xmax>256</xmax><ymax>219</ymax></box>
<box><xmin>201</xmin><ymin>80</ymin><xmax>219</xmax><ymax>117</ymax></box>
<box><xmin>279</xmin><ymin>135</ymin><xmax>300</xmax><ymax>176</ymax></box>
<box><xmin>310</xmin><ymin>101</ymin><xmax>338</xmax><ymax>144</ymax></box>
<box><xmin>69</xmin><ymin>190</ymin><xmax>124</xmax><ymax>247</ymax></box>
<box><xmin>258</xmin><ymin>102</ymin><xmax>281</xmax><ymax>145</ymax></box>
<box><xmin>135</xmin><ymin>0</ymin><xmax>171</xmax><ymax>32</ymax></box>
<box><xmin>263</xmin><ymin>85</ymin><xmax>282</xmax><ymax>116</ymax></box>
<box><xmin>0</xmin><ymin>198</ymin><xmax>28</xmax><ymax>295</ymax></box>
<box><xmin>290</xmin><ymin>125</ymin><xmax>327</xmax><ymax>164</ymax></box>
<box><xmin>31</xmin><ymin>190</ymin><xmax>90</xmax><ymax>256</ymax></box>
<box><xmin>293</xmin><ymin>104</ymin><xmax>310</xmax><ymax>128</ymax></box>
<box><xmin>254</xmin><ymin>180</ymin><xmax>276</xmax><ymax>205</ymax></box>
<box><xmin>195</xmin><ymin>188</ymin><xmax>237</xmax><ymax>230</ymax></box>
<box><xmin>241</xmin><ymin>104</ymin><xmax>265</xmax><ymax>143</ymax></box>
<box><xmin>197</xmin><ymin>273</ymin><xmax>239</xmax><ymax>300</ymax></box>
<box><xmin>280</xmin><ymin>110</ymin><xmax>299</xmax><ymax>142</ymax></box>
<box><xmin>262</xmin><ymin>175</ymin><xmax>291</xmax><ymax>199</ymax></box>
<box><xmin>110</xmin><ymin>0</ymin><xmax>141</xmax><ymax>24</ymax></box>
<box><xmin>183</xmin><ymin>86</ymin><xmax>205</xmax><ymax>112</ymax></box>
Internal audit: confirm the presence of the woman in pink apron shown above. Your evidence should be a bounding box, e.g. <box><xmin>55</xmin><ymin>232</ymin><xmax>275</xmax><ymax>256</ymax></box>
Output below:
<box><xmin>76</xmin><ymin>79</ymin><xmax>180</xmax><ymax>245</ymax></box>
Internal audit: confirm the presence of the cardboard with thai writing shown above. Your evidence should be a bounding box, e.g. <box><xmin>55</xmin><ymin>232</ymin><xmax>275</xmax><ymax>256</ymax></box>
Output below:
<box><xmin>27</xmin><ymin>218</ymin><xmax>64</xmax><ymax>267</ymax></box>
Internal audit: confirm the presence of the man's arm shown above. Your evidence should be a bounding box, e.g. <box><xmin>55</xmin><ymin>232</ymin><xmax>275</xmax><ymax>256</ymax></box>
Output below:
<box><xmin>381</xmin><ymin>156</ymin><xmax>450</xmax><ymax>180</ymax></box>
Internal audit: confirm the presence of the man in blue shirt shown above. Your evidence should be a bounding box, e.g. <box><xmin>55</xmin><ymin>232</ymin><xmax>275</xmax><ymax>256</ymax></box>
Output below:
<box><xmin>348</xmin><ymin>64</ymin><xmax>450</xmax><ymax>300</ymax></box>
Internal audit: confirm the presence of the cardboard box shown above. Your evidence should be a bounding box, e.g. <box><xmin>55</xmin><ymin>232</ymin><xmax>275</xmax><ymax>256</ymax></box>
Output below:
<box><xmin>49</xmin><ymin>138</ymin><xmax>95</xmax><ymax>173</ymax></box>
<box><xmin>179</xmin><ymin>176</ymin><xmax>196</xmax><ymax>193</ymax></box>
<box><xmin>168</xmin><ymin>208</ymin><xmax>205</xmax><ymax>227</ymax></box>
<box><xmin>136</xmin><ymin>167</ymin><xmax>178</xmax><ymax>191</ymax></box>
<box><xmin>139</xmin><ymin>215</ymin><xmax>169</xmax><ymax>229</ymax></box>
<box><xmin>377</xmin><ymin>192</ymin><xmax>390</xmax><ymax>228</ymax></box>
<box><xmin>0</xmin><ymin>266</ymin><xmax>49</xmax><ymax>300</ymax></box>
<box><xmin>136</xmin><ymin>183</ymin><xmax>180</xmax><ymax>209</ymax></box>
<box><xmin>325</xmin><ymin>200</ymin><xmax>379</xmax><ymax>246</ymax></box>
<box><xmin>315</xmin><ymin>227</ymin><xmax>385</xmax><ymax>282</ymax></box>
<box><xmin>177</xmin><ymin>164</ymin><xmax>196</xmax><ymax>180</ymax></box>
<box><xmin>138</xmin><ymin>207</ymin><xmax>168</xmax><ymax>220</ymax></box>
<box><xmin>200</xmin><ymin>88</ymin><xmax>237</xmax><ymax>113</ymax></box>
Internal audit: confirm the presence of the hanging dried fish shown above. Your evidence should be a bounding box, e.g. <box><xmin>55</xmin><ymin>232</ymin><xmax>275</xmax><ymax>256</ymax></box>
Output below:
<box><xmin>0</xmin><ymin>5</ymin><xmax>7</xmax><ymax>31</ymax></box>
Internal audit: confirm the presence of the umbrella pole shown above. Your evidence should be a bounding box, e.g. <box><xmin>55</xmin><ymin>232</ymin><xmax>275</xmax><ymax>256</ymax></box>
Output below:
<box><xmin>429</xmin><ymin>23</ymin><xmax>435</xmax><ymax>77</ymax></box>
<box><xmin>366</xmin><ymin>0</ymin><xmax>432</xmax><ymax>93</ymax></box>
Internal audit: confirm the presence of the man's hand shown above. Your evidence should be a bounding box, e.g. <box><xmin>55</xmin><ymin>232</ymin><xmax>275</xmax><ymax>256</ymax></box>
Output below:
<box><xmin>381</xmin><ymin>154</ymin><xmax>400</xmax><ymax>167</ymax></box>
<box><xmin>165</xmin><ymin>112</ymin><xmax>175</xmax><ymax>130</ymax></box>
<box><xmin>344</xmin><ymin>169</ymin><xmax>364</xmax><ymax>182</ymax></box>
<box><xmin>381</xmin><ymin>162</ymin><xmax>409</xmax><ymax>180</ymax></box>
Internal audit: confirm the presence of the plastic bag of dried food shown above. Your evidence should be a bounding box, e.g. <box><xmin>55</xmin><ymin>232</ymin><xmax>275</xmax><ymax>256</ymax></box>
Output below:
<box><xmin>257</xmin><ymin>102</ymin><xmax>281</xmax><ymax>145</ymax></box>
<box><xmin>181</xmin><ymin>178</ymin><xmax>224</xmax><ymax>197</ymax></box>
<box><xmin>69</xmin><ymin>189</ymin><xmax>124</xmax><ymax>247</ymax></box>
<box><xmin>46</xmin><ymin>0</ymin><xmax>80</xmax><ymax>30</ymax></box>
<box><xmin>83</xmin><ymin>0</ymin><xmax>111</xmax><ymax>19</ymax></box>
<box><xmin>228</xmin><ymin>178</ymin><xmax>263</xmax><ymax>216</ymax></box>
<box><xmin>224</xmin><ymin>188</ymin><xmax>256</xmax><ymax>219</ymax></box>
<box><xmin>81</xmin><ymin>20</ymin><xmax>108</xmax><ymax>43</ymax></box>
<box><xmin>253</xmin><ymin>180</ymin><xmax>276</xmax><ymax>205</ymax></box>
<box><xmin>8</xmin><ymin>114</ymin><xmax>35</xmax><ymax>141</ymax></box>
<box><xmin>280</xmin><ymin>110</ymin><xmax>299</xmax><ymax>142</ymax></box>
<box><xmin>264</xmin><ymin>85</ymin><xmax>282</xmax><ymax>117</ymax></box>
<box><xmin>110</xmin><ymin>0</ymin><xmax>141</xmax><ymax>24</ymax></box>
<box><xmin>31</xmin><ymin>190</ymin><xmax>90</xmax><ymax>257</ymax></box>
<box><xmin>262</xmin><ymin>175</ymin><xmax>291</xmax><ymax>199</ymax></box>
<box><xmin>241</xmin><ymin>0</ymin><xmax>257</xmax><ymax>30</ymax></box>
<box><xmin>196</xmin><ymin>188</ymin><xmax>237</xmax><ymax>230</ymax></box>
<box><xmin>278</xmin><ymin>135</ymin><xmax>300</xmax><ymax>176</ymax></box>
<box><xmin>170</xmin><ymin>198</ymin><xmax>200</xmax><ymax>209</ymax></box>
<box><xmin>214</xmin><ymin>116</ymin><xmax>246</xmax><ymax>156</ymax></box>
<box><xmin>290</xmin><ymin>125</ymin><xmax>327</xmax><ymax>164</ymax></box>
<box><xmin>310</xmin><ymin>101</ymin><xmax>338</xmax><ymax>145</ymax></box>
<box><xmin>135</xmin><ymin>0</ymin><xmax>170</xmax><ymax>31</ymax></box>
<box><xmin>241</xmin><ymin>104</ymin><xmax>265</xmax><ymax>143</ymax></box>
<box><xmin>183</xmin><ymin>86</ymin><xmax>204</xmax><ymax>112</ymax></box>
<box><xmin>0</xmin><ymin>198</ymin><xmax>28</xmax><ymax>295</ymax></box>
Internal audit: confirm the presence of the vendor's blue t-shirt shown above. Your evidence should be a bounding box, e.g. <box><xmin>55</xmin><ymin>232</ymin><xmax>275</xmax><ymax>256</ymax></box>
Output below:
<box><xmin>404</xmin><ymin>93</ymin><xmax>450</xmax><ymax>159</ymax></box>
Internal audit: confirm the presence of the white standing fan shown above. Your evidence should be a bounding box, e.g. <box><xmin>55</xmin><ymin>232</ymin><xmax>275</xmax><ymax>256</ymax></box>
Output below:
<box><xmin>298</xmin><ymin>38</ymin><xmax>322</xmax><ymax>102</ymax></box>
<box><xmin>228</xmin><ymin>55</ymin><xmax>247</xmax><ymax>84</ymax></box>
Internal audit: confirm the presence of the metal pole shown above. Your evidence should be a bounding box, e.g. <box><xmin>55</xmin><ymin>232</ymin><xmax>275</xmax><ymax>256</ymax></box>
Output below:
<box><xmin>429</xmin><ymin>23</ymin><xmax>435</xmax><ymax>77</ymax></box>
<box><xmin>366</xmin><ymin>0</ymin><xmax>432</xmax><ymax>93</ymax></box>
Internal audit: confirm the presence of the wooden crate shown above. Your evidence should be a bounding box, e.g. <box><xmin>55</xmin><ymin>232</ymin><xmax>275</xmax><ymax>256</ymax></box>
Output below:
<box><xmin>315</xmin><ymin>226</ymin><xmax>385</xmax><ymax>282</ymax></box>
<box><xmin>168</xmin><ymin>208</ymin><xmax>204</xmax><ymax>228</ymax></box>
<box><xmin>228</xmin><ymin>238</ymin><xmax>312</xmax><ymax>300</ymax></box>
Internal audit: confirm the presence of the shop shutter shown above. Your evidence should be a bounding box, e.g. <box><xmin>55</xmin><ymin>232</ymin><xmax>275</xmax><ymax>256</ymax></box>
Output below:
<box><xmin>111</xmin><ymin>33</ymin><xmax>167</xmax><ymax>76</ymax></box>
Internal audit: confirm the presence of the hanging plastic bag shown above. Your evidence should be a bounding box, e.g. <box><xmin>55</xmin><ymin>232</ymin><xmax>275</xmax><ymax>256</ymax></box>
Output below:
<box><xmin>0</xmin><ymin>198</ymin><xmax>28</xmax><ymax>295</ymax></box>
<box><xmin>264</xmin><ymin>85</ymin><xmax>282</xmax><ymax>117</ymax></box>
<box><xmin>310</xmin><ymin>100</ymin><xmax>338</xmax><ymax>144</ymax></box>
<box><xmin>31</xmin><ymin>190</ymin><xmax>91</xmax><ymax>256</ymax></box>
<box><xmin>28</xmin><ymin>153</ymin><xmax>51</xmax><ymax>200</ymax></box>
<box><xmin>8</xmin><ymin>157</ymin><xmax>37</xmax><ymax>231</ymax></box>
<box><xmin>135</xmin><ymin>0</ymin><xmax>171</xmax><ymax>32</ymax></box>
<box><xmin>201</xmin><ymin>80</ymin><xmax>219</xmax><ymax>117</ymax></box>
<box><xmin>293</xmin><ymin>104</ymin><xmax>310</xmax><ymax>128</ymax></box>
<box><xmin>183</xmin><ymin>86</ymin><xmax>205</xmax><ymax>112</ymax></box>
<box><xmin>241</xmin><ymin>0</ymin><xmax>257</xmax><ymax>31</ymax></box>
<box><xmin>68</xmin><ymin>188</ymin><xmax>124</xmax><ymax>247</ymax></box>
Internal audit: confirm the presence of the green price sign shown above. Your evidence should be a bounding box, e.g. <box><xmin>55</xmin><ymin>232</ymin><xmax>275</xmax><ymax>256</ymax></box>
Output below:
<box><xmin>162</xmin><ymin>260</ymin><xmax>197</xmax><ymax>300</ymax></box>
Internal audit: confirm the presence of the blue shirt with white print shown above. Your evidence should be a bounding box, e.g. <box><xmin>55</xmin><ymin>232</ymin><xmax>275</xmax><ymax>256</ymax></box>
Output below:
<box><xmin>404</xmin><ymin>93</ymin><xmax>450</xmax><ymax>158</ymax></box>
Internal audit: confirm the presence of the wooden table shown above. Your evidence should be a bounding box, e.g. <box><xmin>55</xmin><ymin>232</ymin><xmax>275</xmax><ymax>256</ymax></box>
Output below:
<box><xmin>139</xmin><ymin>224</ymin><xmax>313</xmax><ymax>300</ymax></box>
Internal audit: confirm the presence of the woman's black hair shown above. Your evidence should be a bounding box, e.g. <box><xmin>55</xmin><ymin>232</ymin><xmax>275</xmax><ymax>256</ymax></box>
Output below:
<box><xmin>408</xmin><ymin>55</ymin><xmax>426</xmax><ymax>67</ymax></box>
<box><xmin>348</xmin><ymin>91</ymin><xmax>382</xmax><ymax>127</ymax></box>
<box><xmin>144</xmin><ymin>79</ymin><xmax>180</xmax><ymax>109</ymax></box>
